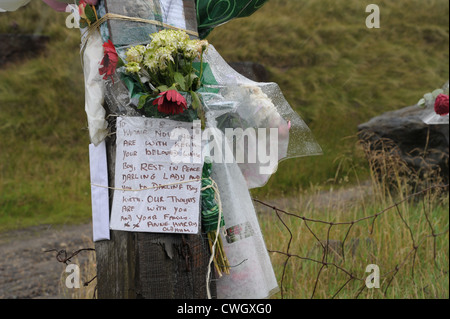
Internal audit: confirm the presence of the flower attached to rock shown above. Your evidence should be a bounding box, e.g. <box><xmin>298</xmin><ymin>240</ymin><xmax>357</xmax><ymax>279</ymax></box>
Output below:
<box><xmin>78</xmin><ymin>0</ymin><xmax>98</xmax><ymax>25</ymax></box>
<box><xmin>434</xmin><ymin>94</ymin><xmax>449</xmax><ymax>116</ymax></box>
<box><xmin>153</xmin><ymin>90</ymin><xmax>188</xmax><ymax>115</ymax></box>
<box><xmin>99</xmin><ymin>40</ymin><xmax>119</xmax><ymax>83</ymax></box>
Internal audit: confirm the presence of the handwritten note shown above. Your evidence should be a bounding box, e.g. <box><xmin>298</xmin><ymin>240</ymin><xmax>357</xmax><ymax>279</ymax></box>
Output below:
<box><xmin>110</xmin><ymin>117</ymin><xmax>203</xmax><ymax>234</ymax></box>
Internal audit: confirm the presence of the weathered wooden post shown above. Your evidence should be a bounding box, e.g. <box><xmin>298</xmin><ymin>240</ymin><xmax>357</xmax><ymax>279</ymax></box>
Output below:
<box><xmin>94</xmin><ymin>0</ymin><xmax>215</xmax><ymax>299</ymax></box>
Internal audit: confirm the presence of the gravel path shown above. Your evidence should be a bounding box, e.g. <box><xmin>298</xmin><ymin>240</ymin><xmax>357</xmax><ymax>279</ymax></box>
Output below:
<box><xmin>0</xmin><ymin>223</ymin><xmax>94</xmax><ymax>299</ymax></box>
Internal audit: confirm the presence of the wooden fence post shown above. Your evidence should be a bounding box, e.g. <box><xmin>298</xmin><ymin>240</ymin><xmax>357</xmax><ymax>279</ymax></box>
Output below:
<box><xmin>94</xmin><ymin>0</ymin><xmax>215</xmax><ymax>299</ymax></box>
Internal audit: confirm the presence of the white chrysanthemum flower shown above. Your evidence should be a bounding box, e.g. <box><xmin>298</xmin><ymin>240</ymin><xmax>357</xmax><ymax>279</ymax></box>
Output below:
<box><xmin>170</xmin><ymin>29</ymin><xmax>189</xmax><ymax>43</ymax></box>
<box><xmin>175</xmin><ymin>38</ymin><xmax>188</xmax><ymax>53</ymax></box>
<box><xmin>150</xmin><ymin>29</ymin><xmax>190</xmax><ymax>50</ymax></box>
<box><xmin>125</xmin><ymin>47</ymin><xmax>144</xmax><ymax>63</ymax></box>
<box><xmin>184</xmin><ymin>40</ymin><xmax>199</xmax><ymax>60</ymax></box>
<box><xmin>143</xmin><ymin>51</ymin><xmax>158</xmax><ymax>72</ymax></box>
<box><xmin>125</xmin><ymin>62</ymin><xmax>141</xmax><ymax>73</ymax></box>
<box><xmin>135</xmin><ymin>45</ymin><xmax>146</xmax><ymax>55</ymax></box>
<box><xmin>156</xmin><ymin>47</ymin><xmax>174</xmax><ymax>64</ymax></box>
<box><xmin>143</xmin><ymin>60</ymin><xmax>157</xmax><ymax>73</ymax></box>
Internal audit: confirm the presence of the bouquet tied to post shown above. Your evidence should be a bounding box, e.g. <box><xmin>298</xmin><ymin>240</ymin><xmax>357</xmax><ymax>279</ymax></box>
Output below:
<box><xmin>121</xmin><ymin>29</ymin><xmax>209</xmax><ymax>129</ymax></box>
<box><xmin>98</xmin><ymin>28</ymin><xmax>230</xmax><ymax>276</ymax></box>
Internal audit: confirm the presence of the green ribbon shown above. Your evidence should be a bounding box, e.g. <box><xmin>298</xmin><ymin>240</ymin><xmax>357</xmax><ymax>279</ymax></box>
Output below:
<box><xmin>201</xmin><ymin>160</ymin><xmax>225</xmax><ymax>233</ymax></box>
<box><xmin>196</xmin><ymin>0</ymin><xmax>269</xmax><ymax>38</ymax></box>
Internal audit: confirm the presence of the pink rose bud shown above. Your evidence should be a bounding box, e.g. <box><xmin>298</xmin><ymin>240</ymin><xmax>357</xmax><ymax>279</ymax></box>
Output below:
<box><xmin>434</xmin><ymin>94</ymin><xmax>449</xmax><ymax>116</ymax></box>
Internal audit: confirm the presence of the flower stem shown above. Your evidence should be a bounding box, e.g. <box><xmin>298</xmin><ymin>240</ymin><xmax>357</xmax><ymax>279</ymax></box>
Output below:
<box><xmin>135</xmin><ymin>74</ymin><xmax>151</xmax><ymax>94</ymax></box>
<box><xmin>92</xmin><ymin>5</ymin><xmax>99</xmax><ymax>21</ymax></box>
<box><xmin>199</xmin><ymin>53</ymin><xmax>205</xmax><ymax>84</ymax></box>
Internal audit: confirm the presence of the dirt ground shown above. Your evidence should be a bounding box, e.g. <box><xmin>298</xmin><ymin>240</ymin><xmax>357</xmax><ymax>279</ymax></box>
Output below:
<box><xmin>0</xmin><ymin>223</ymin><xmax>94</xmax><ymax>299</ymax></box>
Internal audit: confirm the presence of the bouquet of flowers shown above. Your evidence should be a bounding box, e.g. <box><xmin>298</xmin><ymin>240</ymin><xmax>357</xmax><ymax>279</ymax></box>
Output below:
<box><xmin>121</xmin><ymin>29</ymin><xmax>209</xmax><ymax>128</ymax></box>
<box><xmin>418</xmin><ymin>82</ymin><xmax>449</xmax><ymax>116</ymax></box>
<box><xmin>417</xmin><ymin>81</ymin><xmax>449</xmax><ymax>125</ymax></box>
<box><xmin>98</xmin><ymin>29</ymin><xmax>230</xmax><ymax>275</ymax></box>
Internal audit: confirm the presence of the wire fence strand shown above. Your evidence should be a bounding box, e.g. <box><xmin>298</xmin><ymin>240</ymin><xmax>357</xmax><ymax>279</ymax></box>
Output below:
<box><xmin>253</xmin><ymin>183</ymin><xmax>449</xmax><ymax>299</ymax></box>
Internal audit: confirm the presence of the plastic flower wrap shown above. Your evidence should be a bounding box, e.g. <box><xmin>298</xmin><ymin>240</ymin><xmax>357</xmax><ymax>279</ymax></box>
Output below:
<box><xmin>418</xmin><ymin>81</ymin><xmax>449</xmax><ymax>125</ymax></box>
<box><xmin>210</xmin><ymin>85</ymin><xmax>290</xmax><ymax>186</ymax></box>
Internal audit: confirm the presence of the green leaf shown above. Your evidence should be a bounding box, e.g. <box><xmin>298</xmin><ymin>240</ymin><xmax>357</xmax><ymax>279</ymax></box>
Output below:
<box><xmin>157</xmin><ymin>85</ymin><xmax>169</xmax><ymax>92</ymax></box>
<box><xmin>84</xmin><ymin>5</ymin><xmax>97</xmax><ymax>23</ymax></box>
<box><xmin>418</xmin><ymin>98</ymin><xmax>425</xmax><ymax>107</ymax></box>
<box><xmin>185</xmin><ymin>72</ymin><xmax>198</xmax><ymax>91</ymax></box>
<box><xmin>191</xmin><ymin>91</ymin><xmax>206</xmax><ymax>129</ymax></box>
<box><xmin>191</xmin><ymin>91</ymin><xmax>201</xmax><ymax>110</ymax></box>
<box><xmin>116</xmin><ymin>56</ymin><xmax>125</xmax><ymax>69</ymax></box>
<box><xmin>79</xmin><ymin>18</ymin><xmax>89</xmax><ymax>29</ymax></box>
<box><xmin>174</xmin><ymin>72</ymin><xmax>186</xmax><ymax>91</ymax></box>
<box><xmin>138</xmin><ymin>95</ymin><xmax>151</xmax><ymax>109</ymax></box>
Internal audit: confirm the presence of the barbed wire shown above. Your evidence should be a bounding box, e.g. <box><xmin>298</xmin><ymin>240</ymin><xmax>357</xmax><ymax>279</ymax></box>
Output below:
<box><xmin>253</xmin><ymin>183</ymin><xmax>449</xmax><ymax>299</ymax></box>
<box><xmin>45</xmin><ymin>247</ymin><xmax>97</xmax><ymax>293</ymax></box>
<box><xmin>45</xmin><ymin>248</ymin><xmax>96</xmax><ymax>265</ymax></box>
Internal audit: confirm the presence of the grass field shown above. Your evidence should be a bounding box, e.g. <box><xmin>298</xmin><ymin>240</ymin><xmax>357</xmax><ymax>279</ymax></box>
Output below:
<box><xmin>1</xmin><ymin>0</ymin><xmax>447</xmax><ymax>299</ymax></box>
<box><xmin>257</xmin><ymin>169</ymin><xmax>449</xmax><ymax>299</ymax></box>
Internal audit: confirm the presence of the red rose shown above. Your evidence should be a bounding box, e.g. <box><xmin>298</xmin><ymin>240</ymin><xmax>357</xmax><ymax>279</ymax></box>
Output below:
<box><xmin>153</xmin><ymin>90</ymin><xmax>188</xmax><ymax>115</ymax></box>
<box><xmin>434</xmin><ymin>94</ymin><xmax>449</xmax><ymax>116</ymax></box>
<box><xmin>99</xmin><ymin>40</ymin><xmax>119</xmax><ymax>83</ymax></box>
<box><xmin>78</xmin><ymin>0</ymin><xmax>87</xmax><ymax>18</ymax></box>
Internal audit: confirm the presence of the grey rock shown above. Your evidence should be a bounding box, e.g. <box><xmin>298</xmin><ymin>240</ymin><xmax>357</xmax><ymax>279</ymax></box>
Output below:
<box><xmin>358</xmin><ymin>105</ymin><xmax>449</xmax><ymax>185</ymax></box>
